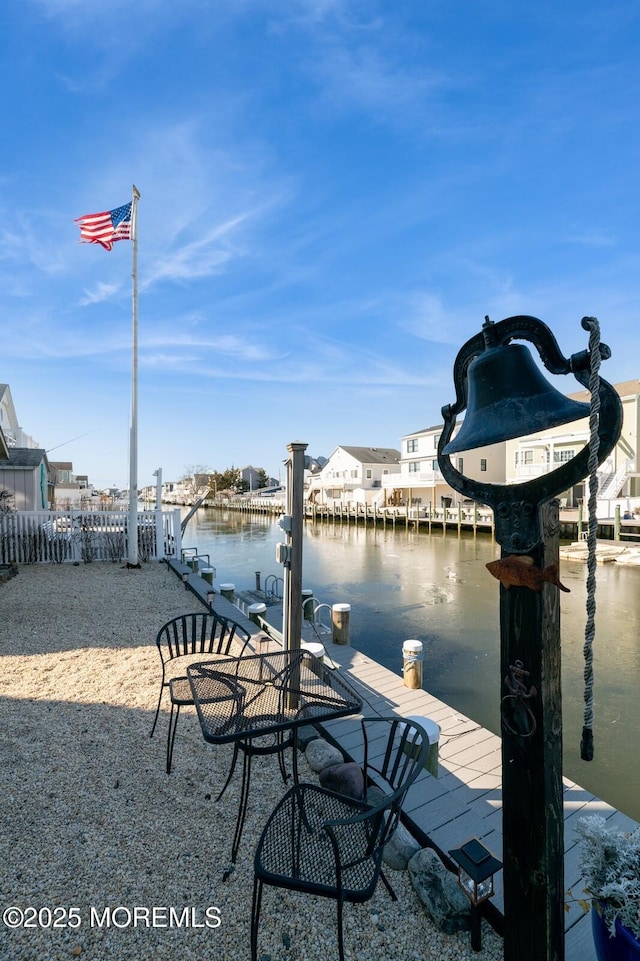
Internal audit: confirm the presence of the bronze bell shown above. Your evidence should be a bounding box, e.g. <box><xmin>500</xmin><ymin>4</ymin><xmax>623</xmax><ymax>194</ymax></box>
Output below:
<box><xmin>442</xmin><ymin>341</ymin><xmax>591</xmax><ymax>454</ymax></box>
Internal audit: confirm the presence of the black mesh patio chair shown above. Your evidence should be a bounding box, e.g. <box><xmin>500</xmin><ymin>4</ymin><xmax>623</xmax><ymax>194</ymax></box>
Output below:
<box><xmin>150</xmin><ymin>611</ymin><xmax>251</xmax><ymax>774</ymax></box>
<box><xmin>250</xmin><ymin>716</ymin><xmax>429</xmax><ymax>961</ymax></box>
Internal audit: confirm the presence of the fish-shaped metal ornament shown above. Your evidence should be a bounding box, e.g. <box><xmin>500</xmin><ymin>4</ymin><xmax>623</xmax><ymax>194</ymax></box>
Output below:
<box><xmin>486</xmin><ymin>554</ymin><xmax>570</xmax><ymax>592</ymax></box>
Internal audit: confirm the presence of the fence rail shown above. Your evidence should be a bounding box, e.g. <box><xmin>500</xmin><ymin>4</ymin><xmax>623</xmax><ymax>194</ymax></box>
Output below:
<box><xmin>0</xmin><ymin>509</ymin><xmax>182</xmax><ymax>565</ymax></box>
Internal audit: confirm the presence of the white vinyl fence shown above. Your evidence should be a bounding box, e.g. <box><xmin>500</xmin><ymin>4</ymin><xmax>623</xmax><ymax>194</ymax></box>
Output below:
<box><xmin>0</xmin><ymin>509</ymin><xmax>182</xmax><ymax>565</ymax></box>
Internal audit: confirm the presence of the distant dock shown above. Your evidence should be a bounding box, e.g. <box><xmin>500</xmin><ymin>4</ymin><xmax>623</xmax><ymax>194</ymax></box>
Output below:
<box><xmin>192</xmin><ymin>497</ymin><xmax>640</xmax><ymax>543</ymax></box>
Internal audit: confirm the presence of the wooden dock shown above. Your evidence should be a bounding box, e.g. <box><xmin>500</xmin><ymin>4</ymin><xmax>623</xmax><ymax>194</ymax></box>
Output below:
<box><xmin>165</xmin><ymin>559</ymin><xmax>638</xmax><ymax>960</ymax></box>
<box><xmin>318</xmin><ymin>644</ymin><xmax>638</xmax><ymax>961</ymax></box>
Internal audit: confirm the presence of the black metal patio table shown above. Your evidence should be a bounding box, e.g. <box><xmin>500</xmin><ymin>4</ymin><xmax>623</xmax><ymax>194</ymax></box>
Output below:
<box><xmin>187</xmin><ymin>648</ymin><xmax>362</xmax><ymax>876</ymax></box>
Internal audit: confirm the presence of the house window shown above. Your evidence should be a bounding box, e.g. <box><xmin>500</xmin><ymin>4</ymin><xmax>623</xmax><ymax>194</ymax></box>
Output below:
<box><xmin>515</xmin><ymin>450</ymin><xmax>534</xmax><ymax>466</ymax></box>
<box><xmin>480</xmin><ymin>459</ymin><xmax>487</xmax><ymax>472</ymax></box>
<box><xmin>431</xmin><ymin>460</ymin><xmax>438</xmax><ymax>471</ymax></box>
<box><xmin>433</xmin><ymin>433</ymin><xmax>440</xmax><ymax>449</ymax></box>
<box><xmin>408</xmin><ymin>462</ymin><xmax>420</xmax><ymax>473</ymax></box>
<box><xmin>366</xmin><ymin>469</ymin><xmax>372</xmax><ymax>479</ymax></box>
<box><xmin>457</xmin><ymin>457</ymin><xmax>464</xmax><ymax>474</ymax></box>
<box><xmin>351</xmin><ymin>470</ymin><xmax>358</xmax><ymax>478</ymax></box>
<box><xmin>407</xmin><ymin>438</ymin><xmax>418</xmax><ymax>453</ymax></box>
<box><xmin>547</xmin><ymin>449</ymin><xmax>576</xmax><ymax>463</ymax></box>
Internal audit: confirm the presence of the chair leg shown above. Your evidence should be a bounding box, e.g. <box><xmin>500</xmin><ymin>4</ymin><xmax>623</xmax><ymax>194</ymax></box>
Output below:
<box><xmin>166</xmin><ymin>703</ymin><xmax>180</xmax><ymax>775</ymax></box>
<box><xmin>215</xmin><ymin>743</ymin><xmax>239</xmax><ymax>802</ymax></box>
<box><xmin>277</xmin><ymin>732</ymin><xmax>289</xmax><ymax>785</ymax></box>
<box><xmin>250</xmin><ymin>874</ymin><xmax>263</xmax><ymax>961</ymax></box>
<box><xmin>379</xmin><ymin>868</ymin><xmax>398</xmax><ymax>901</ymax></box>
<box><xmin>149</xmin><ymin>688</ymin><xmax>164</xmax><ymax>738</ymax></box>
<box><xmin>336</xmin><ymin>896</ymin><xmax>347</xmax><ymax>961</ymax></box>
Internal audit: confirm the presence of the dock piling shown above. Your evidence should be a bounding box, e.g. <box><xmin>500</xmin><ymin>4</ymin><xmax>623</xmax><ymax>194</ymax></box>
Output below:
<box><xmin>332</xmin><ymin>603</ymin><xmax>351</xmax><ymax>645</ymax></box>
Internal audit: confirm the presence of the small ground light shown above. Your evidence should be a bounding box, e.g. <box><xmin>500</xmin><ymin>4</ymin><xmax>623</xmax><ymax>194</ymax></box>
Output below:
<box><xmin>449</xmin><ymin>837</ymin><xmax>502</xmax><ymax>951</ymax></box>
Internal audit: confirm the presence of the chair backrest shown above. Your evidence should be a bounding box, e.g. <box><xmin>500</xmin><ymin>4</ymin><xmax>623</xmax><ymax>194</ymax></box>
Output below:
<box><xmin>156</xmin><ymin>612</ymin><xmax>251</xmax><ymax>666</ymax></box>
<box><xmin>319</xmin><ymin>716</ymin><xmax>429</xmax><ymax>877</ymax></box>
<box><xmin>360</xmin><ymin>716</ymin><xmax>430</xmax><ymax>848</ymax></box>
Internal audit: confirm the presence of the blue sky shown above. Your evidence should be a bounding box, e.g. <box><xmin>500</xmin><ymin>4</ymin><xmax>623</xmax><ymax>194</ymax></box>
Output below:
<box><xmin>2</xmin><ymin>1</ymin><xmax>639</xmax><ymax>489</ymax></box>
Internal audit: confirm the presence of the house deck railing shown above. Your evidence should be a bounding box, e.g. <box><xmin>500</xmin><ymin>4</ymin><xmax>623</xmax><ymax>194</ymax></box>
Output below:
<box><xmin>0</xmin><ymin>509</ymin><xmax>182</xmax><ymax>565</ymax></box>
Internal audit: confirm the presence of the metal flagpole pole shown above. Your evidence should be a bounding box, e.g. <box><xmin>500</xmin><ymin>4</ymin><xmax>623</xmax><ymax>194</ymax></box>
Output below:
<box><xmin>128</xmin><ymin>185</ymin><xmax>141</xmax><ymax>567</ymax></box>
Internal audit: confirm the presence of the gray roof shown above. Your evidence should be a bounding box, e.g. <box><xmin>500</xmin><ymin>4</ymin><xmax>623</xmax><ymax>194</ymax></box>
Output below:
<box><xmin>0</xmin><ymin>448</ymin><xmax>48</xmax><ymax>469</ymax></box>
<box><xmin>337</xmin><ymin>446</ymin><xmax>400</xmax><ymax>465</ymax></box>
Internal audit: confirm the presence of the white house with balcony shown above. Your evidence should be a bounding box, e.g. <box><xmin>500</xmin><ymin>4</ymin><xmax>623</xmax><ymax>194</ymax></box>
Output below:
<box><xmin>383</xmin><ymin>425</ymin><xmax>507</xmax><ymax>509</ymax></box>
<box><xmin>307</xmin><ymin>446</ymin><xmax>401</xmax><ymax>506</ymax></box>
<box><xmin>505</xmin><ymin>378</ymin><xmax>640</xmax><ymax>509</ymax></box>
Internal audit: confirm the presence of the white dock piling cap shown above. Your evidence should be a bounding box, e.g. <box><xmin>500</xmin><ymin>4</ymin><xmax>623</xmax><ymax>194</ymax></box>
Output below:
<box><xmin>403</xmin><ymin>714</ymin><xmax>440</xmax><ymax>745</ymax></box>
<box><xmin>332</xmin><ymin>603</ymin><xmax>351</xmax><ymax>612</ymax></box>
<box><xmin>403</xmin><ymin>639</ymin><xmax>423</xmax><ymax>657</ymax></box>
<box><xmin>219</xmin><ymin>583</ymin><xmax>235</xmax><ymax>590</ymax></box>
<box><xmin>248</xmin><ymin>602</ymin><xmax>267</xmax><ymax>614</ymax></box>
<box><xmin>301</xmin><ymin>641</ymin><xmax>324</xmax><ymax>658</ymax></box>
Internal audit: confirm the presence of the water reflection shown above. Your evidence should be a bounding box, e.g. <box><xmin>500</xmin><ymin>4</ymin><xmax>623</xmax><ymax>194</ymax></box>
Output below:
<box><xmin>187</xmin><ymin>509</ymin><xmax>640</xmax><ymax>820</ymax></box>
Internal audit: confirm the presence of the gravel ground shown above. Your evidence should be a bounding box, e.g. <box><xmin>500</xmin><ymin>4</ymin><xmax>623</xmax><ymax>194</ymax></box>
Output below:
<box><xmin>0</xmin><ymin>561</ymin><xmax>504</xmax><ymax>961</ymax></box>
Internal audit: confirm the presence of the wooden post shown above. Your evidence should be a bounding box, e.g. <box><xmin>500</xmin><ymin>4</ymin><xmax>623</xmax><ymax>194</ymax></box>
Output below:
<box><xmin>283</xmin><ymin>441</ymin><xmax>307</xmax><ymax>657</ymax></box>
<box><xmin>402</xmin><ymin>639</ymin><xmax>423</xmax><ymax>689</ymax></box>
<box><xmin>332</xmin><ymin>603</ymin><xmax>350</xmax><ymax>645</ymax></box>
<box><xmin>614</xmin><ymin>504</ymin><xmax>621</xmax><ymax>541</ymax></box>
<box><xmin>500</xmin><ymin>500</ymin><xmax>564</xmax><ymax>961</ymax></box>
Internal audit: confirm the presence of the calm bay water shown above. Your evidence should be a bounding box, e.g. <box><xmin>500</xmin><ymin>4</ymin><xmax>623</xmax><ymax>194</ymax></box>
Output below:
<box><xmin>184</xmin><ymin>508</ymin><xmax>640</xmax><ymax>821</ymax></box>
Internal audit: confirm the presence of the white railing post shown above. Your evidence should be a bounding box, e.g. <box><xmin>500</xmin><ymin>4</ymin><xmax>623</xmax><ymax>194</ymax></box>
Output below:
<box><xmin>172</xmin><ymin>508</ymin><xmax>182</xmax><ymax>559</ymax></box>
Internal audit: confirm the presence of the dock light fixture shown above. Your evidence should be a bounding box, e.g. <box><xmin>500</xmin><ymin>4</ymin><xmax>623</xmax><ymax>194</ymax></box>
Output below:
<box><xmin>449</xmin><ymin>837</ymin><xmax>502</xmax><ymax>951</ymax></box>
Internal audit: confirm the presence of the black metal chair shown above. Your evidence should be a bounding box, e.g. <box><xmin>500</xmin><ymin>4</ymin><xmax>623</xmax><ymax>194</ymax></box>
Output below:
<box><xmin>150</xmin><ymin>611</ymin><xmax>251</xmax><ymax>774</ymax></box>
<box><xmin>250</xmin><ymin>716</ymin><xmax>430</xmax><ymax>961</ymax></box>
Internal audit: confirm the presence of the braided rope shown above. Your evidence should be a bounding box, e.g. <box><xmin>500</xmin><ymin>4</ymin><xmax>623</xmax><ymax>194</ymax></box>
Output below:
<box><xmin>580</xmin><ymin>316</ymin><xmax>601</xmax><ymax>761</ymax></box>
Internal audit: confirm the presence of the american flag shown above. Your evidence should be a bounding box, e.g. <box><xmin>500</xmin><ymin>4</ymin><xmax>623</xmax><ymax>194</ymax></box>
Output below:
<box><xmin>74</xmin><ymin>202</ymin><xmax>133</xmax><ymax>251</ymax></box>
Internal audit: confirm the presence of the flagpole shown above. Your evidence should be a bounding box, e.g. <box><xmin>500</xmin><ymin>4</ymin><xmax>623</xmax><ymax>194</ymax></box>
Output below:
<box><xmin>128</xmin><ymin>185</ymin><xmax>141</xmax><ymax>566</ymax></box>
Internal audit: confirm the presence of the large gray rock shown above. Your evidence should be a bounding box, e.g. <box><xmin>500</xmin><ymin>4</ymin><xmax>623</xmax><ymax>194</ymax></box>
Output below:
<box><xmin>305</xmin><ymin>738</ymin><xmax>344</xmax><ymax>772</ymax></box>
<box><xmin>296</xmin><ymin>724</ymin><xmax>320</xmax><ymax>751</ymax></box>
<box><xmin>383</xmin><ymin>820</ymin><xmax>422</xmax><ymax>870</ymax></box>
<box><xmin>408</xmin><ymin>848</ymin><xmax>471</xmax><ymax>934</ymax></box>
<box><xmin>319</xmin><ymin>761</ymin><xmax>364</xmax><ymax>800</ymax></box>
<box><xmin>363</xmin><ymin>784</ymin><xmax>421</xmax><ymax>870</ymax></box>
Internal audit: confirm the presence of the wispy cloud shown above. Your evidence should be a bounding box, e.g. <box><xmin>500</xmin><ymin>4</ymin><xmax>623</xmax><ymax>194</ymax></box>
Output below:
<box><xmin>141</xmin><ymin>330</ymin><xmax>285</xmax><ymax>366</ymax></box>
<box><xmin>140</xmin><ymin>213</ymin><xmax>252</xmax><ymax>290</ymax></box>
<box><xmin>562</xmin><ymin>229</ymin><xmax>617</xmax><ymax>248</ymax></box>
<box><xmin>79</xmin><ymin>282</ymin><xmax>122</xmax><ymax>306</ymax></box>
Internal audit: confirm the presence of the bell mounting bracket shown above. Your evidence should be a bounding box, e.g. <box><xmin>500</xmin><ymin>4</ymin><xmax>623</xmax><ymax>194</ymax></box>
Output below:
<box><xmin>437</xmin><ymin>315</ymin><xmax>622</xmax><ymax>552</ymax></box>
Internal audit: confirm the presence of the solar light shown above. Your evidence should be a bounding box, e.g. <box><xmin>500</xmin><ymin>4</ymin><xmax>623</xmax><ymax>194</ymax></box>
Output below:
<box><xmin>449</xmin><ymin>837</ymin><xmax>502</xmax><ymax>951</ymax></box>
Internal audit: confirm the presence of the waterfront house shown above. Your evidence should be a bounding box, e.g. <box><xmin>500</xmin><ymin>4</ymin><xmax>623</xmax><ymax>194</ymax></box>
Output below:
<box><xmin>307</xmin><ymin>446</ymin><xmax>401</xmax><ymax>507</ymax></box>
<box><xmin>0</xmin><ymin>384</ymin><xmax>39</xmax><ymax>450</ymax></box>
<box><xmin>383</xmin><ymin>424</ymin><xmax>507</xmax><ymax>510</ymax></box>
<box><xmin>0</xmin><ymin>384</ymin><xmax>50</xmax><ymax>510</ymax></box>
<box><xmin>385</xmin><ymin>379</ymin><xmax>639</xmax><ymax>514</ymax></box>
<box><xmin>49</xmin><ymin>461</ymin><xmax>95</xmax><ymax>509</ymax></box>
<box><xmin>504</xmin><ymin>378</ymin><xmax>640</xmax><ymax>509</ymax></box>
